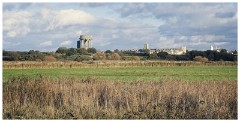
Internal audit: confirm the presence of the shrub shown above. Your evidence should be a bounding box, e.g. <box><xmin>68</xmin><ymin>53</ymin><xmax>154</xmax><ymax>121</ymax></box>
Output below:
<box><xmin>105</xmin><ymin>53</ymin><xmax>112</xmax><ymax>60</ymax></box>
<box><xmin>131</xmin><ymin>56</ymin><xmax>140</xmax><ymax>60</ymax></box>
<box><xmin>93</xmin><ymin>52</ymin><xmax>106</xmax><ymax>60</ymax></box>
<box><xmin>66</xmin><ymin>48</ymin><xmax>77</xmax><ymax>56</ymax></box>
<box><xmin>56</xmin><ymin>47</ymin><xmax>68</xmax><ymax>54</ymax></box>
<box><xmin>193</xmin><ymin>56</ymin><xmax>209</xmax><ymax>62</ymax></box>
<box><xmin>43</xmin><ymin>56</ymin><xmax>57</xmax><ymax>62</ymax></box>
<box><xmin>87</xmin><ymin>48</ymin><xmax>97</xmax><ymax>54</ymax></box>
<box><xmin>26</xmin><ymin>50</ymin><xmax>44</xmax><ymax>61</ymax></box>
<box><xmin>105</xmin><ymin>50</ymin><xmax>112</xmax><ymax>54</ymax></box>
<box><xmin>111</xmin><ymin>53</ymin><xmax>121</xmax><ymax>60</ymax></box>
<box><xmin>75</xmin><ymin>55</ymin><xmax>92</xmax><ymax>62</ymax></box>
<box><xmin>7</xmin><ymin>52</ymin><xmax>20</xmax><ymax>61</ymax></box>
<box><xmin>148</xmin><ymin>53</ymin><xmax>159</xmax><ymax>60</ymax></box>
<box><xmin>77</xmin><ymin>48</ymin><xmax>88</xmax><ymax>55</ymax></box>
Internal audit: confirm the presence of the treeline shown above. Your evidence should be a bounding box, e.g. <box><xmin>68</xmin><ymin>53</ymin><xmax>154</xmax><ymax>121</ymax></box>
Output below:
<box><xmin>3</xmin><ymin>47</ymin><xmax>97</xmax><ymax>62</ymax></box>
<box><xmin>3</xmin><ymin>47</ymin><xmax>237</xmax><ymax>62</ymax></box>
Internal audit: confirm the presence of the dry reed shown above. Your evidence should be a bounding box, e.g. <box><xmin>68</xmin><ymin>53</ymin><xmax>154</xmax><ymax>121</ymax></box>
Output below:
<box><xmin>3</xmin><ymin>76</ymin><xmax>237</xmax><ymax>119</ymax></box>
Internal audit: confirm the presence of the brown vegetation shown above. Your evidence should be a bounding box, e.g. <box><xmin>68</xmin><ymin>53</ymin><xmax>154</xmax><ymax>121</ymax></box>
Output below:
<box><xmin>111</xmin><ymin>53</ymin><xmax>121</xmax><ymax>60</ymax></box>
<box><xmin>93</xmin><ymin>52</ymin><xmax>106</xmax><ymax>60</ymax></box>
<box><xmin>105</xmin><ymin>53</ymin><xmax>121</xmax><ymax>60</ymax></box>
<box><xmin>3</xmin><ymin>60</ymin><xmax>237</xmax><ymax>69</ymax></box>
<box><xmin>3</xmin><ymin>76</ymin><xmax>237</xmax><ymax>119</ymax></box>
<box><xmin>194</xmin><ymin>56</ymin><xmax>209</xmax><ymax>62</ymax></box>
<box><xmin>131</xmin><ymin>56</ymin><xmax>140</xmax><ymax>60</ymax></box>
<box><xmin>43</xmin><ymin>56</ymin><xmax>57</xmax><ymax>62</ymax></box>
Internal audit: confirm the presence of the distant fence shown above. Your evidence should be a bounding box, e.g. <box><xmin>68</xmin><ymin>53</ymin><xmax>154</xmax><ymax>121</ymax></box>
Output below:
<box><xmin>3</xmin><ymin>61</ymin><xmax>237</xmax><ymax>69</ymax></box>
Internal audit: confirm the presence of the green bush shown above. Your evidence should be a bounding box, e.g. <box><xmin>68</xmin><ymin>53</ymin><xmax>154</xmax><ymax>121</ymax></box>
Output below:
<box><xmin>75</xmin><ymin>55</ymin><xmax>92</xmax><ymax>62</ymax></box>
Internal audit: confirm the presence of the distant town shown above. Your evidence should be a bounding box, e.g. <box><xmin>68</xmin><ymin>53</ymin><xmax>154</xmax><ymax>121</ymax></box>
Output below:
<box><xmin>3</xmin><ymin>34</ymin><xmax>237</xmax><ymax>62</ymax></box>
<box><xmin>76</xmin><ymin>34</ymin><xmax>237</xmax><ymax>55</ymax></box>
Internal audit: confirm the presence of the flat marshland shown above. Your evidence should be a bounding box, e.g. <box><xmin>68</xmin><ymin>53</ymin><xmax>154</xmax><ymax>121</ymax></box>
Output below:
<box><xmin>2</xmin><ymin>61</ymin><xmax>238</xmax><ymax>119</ymax></box>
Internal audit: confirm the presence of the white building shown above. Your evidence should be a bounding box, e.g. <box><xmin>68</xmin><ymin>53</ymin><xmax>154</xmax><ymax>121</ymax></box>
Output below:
<box><xmin>144</xmin><ymin>42</ymin><xmax>149</xmax><ymax>50</ymax></box>
<box><xmin>150</xmin><ymin>46</ymin><xmax>187</xmax><ymax>55</ymax></box>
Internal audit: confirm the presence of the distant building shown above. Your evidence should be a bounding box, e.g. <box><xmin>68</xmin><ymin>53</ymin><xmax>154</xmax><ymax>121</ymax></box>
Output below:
<box><xmin>118</xmin><ymin>43</ymin><xmax>187</xmax><ymax>55</ymax></box>
<box><xmin>210</xmin><ymin>45</ymin><xmax>223</xmax><ymax>52</ymax></box>
<box><xmin>77</xmin><ymin>35</ymin><xmax>92</xmax><ymax>49</ymax></box>
<box><xmin>150</xmin><ymin>46</ymin><xmax>187</xmax><ymax>55</ymax></box>
<box><xmin>211</xmin><ymin>45</ymin><xmax>214</xmax><ymax>51</ymax></box>
<box><xmin>144</xmin><ymin>42</ymin><xmax>149</xmax><ymax>50</ymax></box>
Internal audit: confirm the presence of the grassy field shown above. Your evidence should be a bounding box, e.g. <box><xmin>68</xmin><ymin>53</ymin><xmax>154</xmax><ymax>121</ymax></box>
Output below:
<box><xmin>3</xmin><ymin>66</ymin><xmax>237</xmax><ymax>82</ymax></box>
<box><xmin>2</xmin><ymin>63</ymin><xmax>238</xmax><ymax>119</ymax></box>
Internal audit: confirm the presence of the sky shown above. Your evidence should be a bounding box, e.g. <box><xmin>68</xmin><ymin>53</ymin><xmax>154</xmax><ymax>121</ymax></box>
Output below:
<box><xmin>2</xmin><ymin>2</ymin><xmax>238</xmax><ymax>51</ymax></box>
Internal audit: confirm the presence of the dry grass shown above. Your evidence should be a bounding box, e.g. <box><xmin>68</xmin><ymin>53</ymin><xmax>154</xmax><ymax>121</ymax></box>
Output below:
<box><xmin>3</xmin><ymin>76</ymin><xmax>237</xmax><ymax>119</ymax></box>
<box><xmin>3</xmin><ymin>60</ymin><xmax>237</xmax><ymax>69</ymax></box>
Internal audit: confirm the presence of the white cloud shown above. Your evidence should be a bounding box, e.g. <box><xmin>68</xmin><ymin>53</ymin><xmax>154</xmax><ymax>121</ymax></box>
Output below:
<box><xmin>7</xmin><ymin>31</ymin><xmax>17</xmax><ymax>37</ymax></box>
<box><xmin>60</xmin><ymin>40</ymin><xmax>72</xmax><ymax>46</ymax></box>
<box><xmin>2</xmin><ymin>3</ymin><xmax>237</xmax><ymax>51</ymax></box>
<box><xmin>40</xmin><ymin>41</ymin><xmax>53</xmax><ymax>47</ymax></box>
<box><xmin>112</xmin><ymin>34</ymin><xmax>119</xmax><ymax>39</ymax></box>
<box><xmin>3</xmin><ymin>41</ymin><xmax>21</xmax><ymax>46</ymax></box>
<box><xmin>214</xmin><ymin>42</ymin><xmax>229</xmax><ymax>46</ymax></box>
<box><xmin>3</xmin><ymin>11</ymin><xmax>31</xmax><ymax>37</ymax></box>
<box><xmin>156</xmin><ymin>36</ymin><xmax>178</xmax><ymax>48</ymax></box>
<box><xmin>41</xmin><ymin>9</ymin><xmax>96</xmax><ymax>31</ymax></box>
<box><xmin>95</xmin><ymin>40</ymin><xmax>111</xmax><ymax>47</ymax></box>
<box><xmin>74</xmin><ymin>31</ymin><xmax>82</xmax><ymax>35</ymax></box>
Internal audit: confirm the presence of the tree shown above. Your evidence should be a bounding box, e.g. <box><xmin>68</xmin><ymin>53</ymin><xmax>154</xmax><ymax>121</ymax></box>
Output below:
<box><xmin>233</xmin><ymin>50</ymin><xmax>237</xmax><ymax>55</ymax></box>
<box><xmin>3</xmin><ymin>50</ymin><xmax>8</xmax><ymax>56</ymax></box>
<box><xmin>87</xmin><ymin>48</ymin><xmax>97</xmax><ymax>54</ymax></box>
<box><xmin>8</xmin><ymin>51</ymin><xmax>20</xmax><ymax>61</ymax></box>
<box><xmin>208</xmin><ymin>52</ymin><xmax>215</xmax><ymax>61</ymax></box>
<box><xmin>66</xmin><ymin>48</ymin><xmax>77</xmax><ymax>56</ymax></box>
<box><xmin>138</xmin><ymin>49</ymin><xmax>144</xmax><ymax>53</ymax></box>
<box><xmin>105</xmin><ymin>50</ymin><xmax>112</xmax><ymax>54</ymax></box>
<box><xmin>143</xmin><ymin>49</ymin><xmax>150</xmax><ymax>54</ymax></box>
<box><xmin>148</xmin><ymin>53</ymin><xmax>158</xmax><ymax>60</ymax></box>
<box><xmin>77</xmin><ymin>48</ymin><xmax>88</xmax><ymax>55</ymax></box>
<box><xmin>93</xmin><ymin>52</ymin><xmax>106</xmax><ymax>60</ymax></box>
<box><xmin>157</xmin><ymin>52</ymin><xmax>168</xmax><ymax>59</ymax></box>
<box><xmin>114</xmin><ymin>49</ymin><xmax>120</xmax><ymax>53</ymax></box>
<box><xmin>220</xmin><ymin>49</ymin><xmax>227</xmax><ymax>53</ymax></box>
<box><xmin>166</xmin><ymin>55</ymin><xmax>176</xmax><ymax>61</ymax></box>
<box><xmin>188</xmin><ymin>50</ymin><xmax>207</xmax><ymax>60</ymax></box>
<box><xmin>26</xmin><ymin>50</ymin><xmax>44</xmax><ymax>61</ymax></box>
<box><xmin>220</xmin><ymin>53</ymin><xmax>234</xmax><ymax>61</ymax></box>
<box><xmin>56</xmin><ymin>47</ymin><xmax>68</xmax><ymax>54</ymax></box>
<box><xmin>175</xmin><ymin>55</ymin><xmax>189</xmax><ymax>61</ymax></box>
<box><xmin>111</xmin><ymin>53</ymin><xmax>121</xmax><ymax>60</ymax></box>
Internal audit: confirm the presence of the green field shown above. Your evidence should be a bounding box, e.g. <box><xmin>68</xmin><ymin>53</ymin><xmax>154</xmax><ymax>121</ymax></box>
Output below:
<box><xmin>3</xmin><ymin>66</ymin><xmax>237</xmax><ymax>82</ymax></box>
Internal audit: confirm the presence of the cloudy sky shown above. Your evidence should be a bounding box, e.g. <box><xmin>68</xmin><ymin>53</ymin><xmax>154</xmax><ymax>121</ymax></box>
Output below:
<box><xmin>2</xmin><ymin>3</ymin><xmax>238</xmax><ymax>51</ymax></box>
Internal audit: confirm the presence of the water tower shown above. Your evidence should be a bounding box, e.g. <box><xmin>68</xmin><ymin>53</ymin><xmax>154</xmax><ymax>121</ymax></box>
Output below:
<box><xmin>77</xmin><ymin>35</ymin><xmax>92</xmax><ymax>49</ymax></box>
